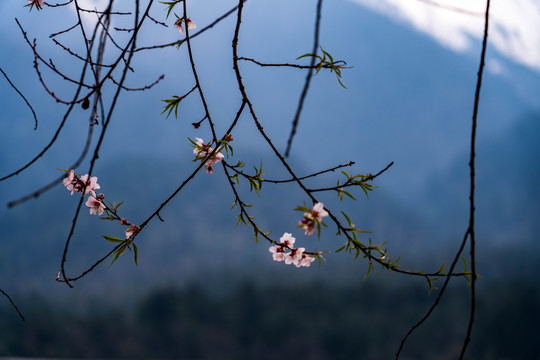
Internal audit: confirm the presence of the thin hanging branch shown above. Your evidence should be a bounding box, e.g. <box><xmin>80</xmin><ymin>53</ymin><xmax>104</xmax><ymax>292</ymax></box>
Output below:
<box><xmin>0</xmin><ymin>65</ymin><xmax>38</xmax><ymax>130</ymax></box>
<box><xmin>459</xmin><ymin>0</ymin><xmax>490</xmax><ymax>357</ymax></box>
<box><xmin>0</xmin><ymin>288</ymin><xmax>25</xmax><ymax>321</ymax></box>
<box><xmin>396</xmin><ymin>1</ymin><xmax>491</xmax><ymax>358</ymax></box>
<box><xmin>284</xmin><ymin>0</ymin><xmax>323</xmax><ymax>157</ymax></box>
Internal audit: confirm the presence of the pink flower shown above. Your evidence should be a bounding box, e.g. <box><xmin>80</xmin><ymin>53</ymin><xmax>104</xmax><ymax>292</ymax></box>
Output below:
<box><xmin>203</xmin><ymin>152</ymin><xmax>224</xmax><ymax>173</ymax></box>
<box><xmin>207</xmin><ymin>152</ymin><xmax>224</xmax><ymax>165</ymax></box>
<box><xmin>310</xmin><ymin>202</ymin><xmax>329</xmax><ymax>222</ymax></box>
<box><xmin>78</xmin><ymin>174</ymin><xmax>100</xmax><ymax>195</ymax></box>
<box><xmin>298</xmin><ymin>202</ymin><xmax>328</xmax><ymax>236</ymax></box>
<box><xmin>284</xmin><ymin>247</ymin><xmax>305</xmax><ymax>266</ymax></box>
<box><xmin>174</xmin><ymin>17</ymin><xmax>196</xmax><ymax>35</ymax></box>
<box><xmin>85</xmin><ymin>194</ymin><xmax>105</xmax><ymax>216</ymax></box>
<box><xmin>193</xmin><ymin>137</ymin><xmax>206</xmax><ymax>156</ymax></box>
<box><xmin>279</xmin><ymin>232</ymin><xmax>295</xmax><ymax>248</ymax></box>
<box><xmin>298</xmin><ymin>218</ymin><xmax>315</xmax><ymax>236</ymax></box>
<box><xmin>125</xmin><ymin>224</ymin><xmax>140</xmax><ymax>239</ymax></box>
<box><xmin>269</xmin><ymin>245</ymin><xmax>286</xmax><ymax>262</ymax></box>
<box><xmin>63</xmin><ymin>170</ymin><xmax>100</xmax><ymax>195</ymax></box>
<box><xmin>269</xmin><ymin>233</ymin><xmax>298</xmax><ymax>262</ymax></box>
<box><xmin>63</xmin><ymin>170</ymin><xmax>76</xmax><ymax>194</ymax></box>
<box><xmin>193</xmin><ymin>137</ymin><xmax>224</xmax><ymax>174</ymax></box>
<box><xmin>296</xmin><ymin>254</ymin><xmax>315</xmax><ymax>268</ymax></box>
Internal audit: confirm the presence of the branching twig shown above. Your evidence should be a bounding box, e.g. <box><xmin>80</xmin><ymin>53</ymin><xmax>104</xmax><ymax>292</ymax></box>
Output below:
<box><xmin>0</xmin><ymin>65</ymin><xmax>38</xmax><ymax>130</ymax></box>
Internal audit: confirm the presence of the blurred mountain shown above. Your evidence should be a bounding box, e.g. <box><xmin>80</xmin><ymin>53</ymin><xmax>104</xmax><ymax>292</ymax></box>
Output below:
<box><xmin>0</xmin><ymin>152</ymin><xmax>438</xmax><ymax>296</ymax></box>
<box><xmin>1</xmin><ymin>109</ymin><xmax>539</xmax><ymax>297</ymax></box>
<box><xmin>421</xmin><ymin>113</ymin><xmax>540</xmax><ymax>244</ymax></box>
<box><xmin>419</xmin><ymin>112</ymin><xmax>540</xmax><ymax>280</ymax></box>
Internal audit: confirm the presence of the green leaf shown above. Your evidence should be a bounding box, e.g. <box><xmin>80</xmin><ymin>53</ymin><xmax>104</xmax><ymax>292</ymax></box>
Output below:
<box><xmin>351</xmin><ymin>228</ymin><xmax>371</xmax><ymax>234</ymax></box>
<box><xmin>363</xmin><ymin>261</ymin><xmax>373</xmax><ymax>280</ymax></box>
<box><xmin>294</xmin><ymin>206</ymin><xmax>310</xmax><ymax>213</ymax></box>
<box><xmin>24</xmin><ymin>2</ymin><xmax>43</xmax><ymax>11</ymax></box>
<box><xmin>350</xmin><ymin>237</ymin><xmax>365</xmax><ymax>249</ymax></box>
<box><xmin>437</xmin><ymin>264</ymin><xmax>447</xmax><ymax>274</ymax></box>
<box><xmin>335</xmin><ymin>243</ymin><xmax>347</xmax><ymax>253</ymax></box>
<box><xmin>336</xmin><ymin>75</ymin><xmax>347</xmax><ymax>89</ymax></box>
<box><xmin>296</xmin><ymin>53</ymin><xmax>322</xmax><ymax>61</ymax></box>
<box><xmin>426</xmin><ymin>277</ymin><xmax>439</xmax><ymax>295</ymax></box>
<box><xmin>341</xmin><ymin>211</ymin><xmax>352</xmax><ymax>227</ymax></box>
<box><xmin>161</xmin><ymin>96</ymin><xmax>183</xmax><ymax>119</ymax></box>
<box><xmin>296</xmin><ymin>47</ymin><xmax>350</xmax><ymax>88</ymax></box>
<box><xmin>160</xmin><ymin>1</ymin><xmax>179</xmax><ymax>19</ymax></box>
<box><xmin>132</xmin><ymin>243</ymin><xmax>139</xmax><ymax>265</ymax></box>
<box><xmin>340</xmin><ymin>189</ymin><xmax>356</xmax><ymax>200</ymax></box>
<box><xmin>109</xmin><ymin>245</ymin><xmax>127</xmax><ymax>267</ymax></box>
<box><xmin>320</xmin><ymin>47</ymin><xmax>334</xmax><ymax>63</ymax></box>
<box><xmin>102</xmin><ymin>235</ymin><xmax>125</xmax><ymax>243</ymax></box>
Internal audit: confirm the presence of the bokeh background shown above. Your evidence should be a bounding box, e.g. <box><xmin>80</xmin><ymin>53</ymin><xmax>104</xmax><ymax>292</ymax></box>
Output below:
<box><xmin>1</xmin><ymin>0</ymin><xmax>539</xmax><ymax>358</ymax></box>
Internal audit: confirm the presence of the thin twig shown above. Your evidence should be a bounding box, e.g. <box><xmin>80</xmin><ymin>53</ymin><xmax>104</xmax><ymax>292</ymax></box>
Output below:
<box><xmin>134</xmin><ymin>2</ymin><xmax>244</xmax><ymax>52</ymax></box>
<box><xmin>239</xmin><ymin>56</ymin><xmax>344</xmax><ymax>69</ymax></box>
<box><xmin>0</xmin><ymin>65</ymin><xmax>38</xmax><ymax>130</ymax></box>
<box><xmin>110</xmin><ymin>74</ymin><xmax>164</xmax><ymax>91</ymax></box>
<box><xmin>284</xmin><ymin>0</ymin><xmax>324</xmax><ymax>157</ymax></box>
<box><xmin>459</xmin><ymin>0</ymin><xmax>490</xmax><ymax>358</ymax></box>
<box><xmin>0</xmin><ymin>289</ymin><xmax>25</xmax><ymax>321</ymax></box>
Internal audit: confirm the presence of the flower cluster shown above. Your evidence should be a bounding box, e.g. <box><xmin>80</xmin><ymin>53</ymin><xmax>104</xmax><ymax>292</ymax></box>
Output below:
<box><xmin>174</xmin><ymin>17</ymin><xmax>196</xmax><ymax>35</ymax></box>
<box><xmin>193</xmin><ymin>137</ymin><xmax>224</xmax><ymax>174</ymax></box>
<box><xmin>269</xmin><ymin>233</ymin><xmax>315</xmax><ymax>268</ymax></box>
<box><xmin>298</xmin><ymin>202</ymin><xmax>329</xmax><ymax>236</ymax></box>
<box><xmin>63</xmin><ymin>170</ymin><xmax>105</xmax><ymax>216</ymax></box>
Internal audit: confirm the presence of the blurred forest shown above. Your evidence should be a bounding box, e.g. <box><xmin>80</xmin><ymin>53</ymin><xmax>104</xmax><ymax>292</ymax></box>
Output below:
<box><xmin>1</xmin><ymin>279</ymin><xmax>539</xmax><ymax>359</ymax></box>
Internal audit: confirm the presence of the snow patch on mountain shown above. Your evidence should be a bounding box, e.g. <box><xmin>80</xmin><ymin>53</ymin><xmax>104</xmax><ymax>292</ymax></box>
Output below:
<box><xmin>351</xmin><ymin>0</ymin><xmax>540</xmax><ymax>73</ymax></box>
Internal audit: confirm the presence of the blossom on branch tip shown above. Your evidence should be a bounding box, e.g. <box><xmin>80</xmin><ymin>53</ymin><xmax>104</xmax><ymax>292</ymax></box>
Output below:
<box><xmin>193</xmin><ymin>137</ymin><xmax>204</xmax><ymax>155</ymax></box>
<box><xmin>298</xmin><ymin>218</ymin><xmax>315</xmax><ymax>236</ymax></box>
<box><xmin>79</xmin><ymin>174</ymin><xmax>101</xmax><ymax>195</ymax></box>
<box><xmin>192</xmin><ymin>137</ymin><xmax>224</xmax><ymax>174</ymax></box>
<box><xmin>296</xmin><ymin>253</ymin><xmax>315</xmax><ymax>268</ymax></box>
<box><xmin>63</xmin><ymin>170</ymin><xmax>101</xmax><ymax>195</ymax></box>
<box><xmin>310</xmin><ymin>202</ymin><xmax>329</xmax><ymax>222</ymax></box>
<box><xmin>270</xmin><ymin>233</ymin><xmax>313</xmax><ymax>267</ymax></box>
<box><xmin>125</xmin><ymin>224</ymin><xmax>141</xmax><ymax>239</ymax></box>
<box><xmin>279</xmin><ymin>232</ymin><xmax>295</xmax><ymax>247</ymax></box>
<box><xmin>85</xmin><ymin>193</ymin><xmax>105</xmax><ymax>216</ymax></box>
<box><xmin>299</xmin><ymin>202</ymin><xmax>328</xmax><ymax>236</ymax></box>
<box><xmin>174</xmin><ymin>17</ymin><xmax>196</xmax><ymax>35</ymax></box>
<box><xmin>269</xmin><ymin>245</ymin><xmax>286</xmax><ymax>262</ymax></box>
<box><xmin>285</xmin><ymin>247</ymin><xmax>305</xmax><ymax>265</ymax></box>
<box><xmin>63</xmin><ymin>170</ymin><xmax>76</xmax><ymax>193</ymax></box>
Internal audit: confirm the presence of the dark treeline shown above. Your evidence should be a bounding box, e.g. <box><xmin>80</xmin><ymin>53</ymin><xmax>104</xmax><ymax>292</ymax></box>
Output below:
<box><xmin>1</xmin><ymin>280</ymin><xmax>539</xmax><ymax>359</ymax></box>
